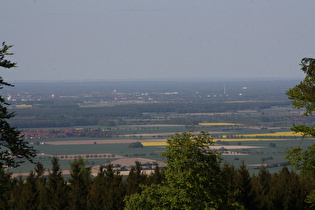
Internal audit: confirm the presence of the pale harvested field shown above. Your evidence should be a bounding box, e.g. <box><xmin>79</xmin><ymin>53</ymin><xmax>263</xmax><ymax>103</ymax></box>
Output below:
<box><xmin>125</xmin><ymin>132</ymin><xmax>178</xmax><ymax>137</ymax></box>
<box><xmin>225</xmin><ymin>101</ymin><xmax>259</xmax><ymax>103</ymax></box>
<box><xmin>118</xmin><ymin>124</ymin><xmax>183</xmax><ymax>127</ymax></box>
<box><xmin>45</xmin><ymin>139</ymin><xmax>167</xmax><ymax>145</ymax></box>
<box><xmin>246</xmin><ymin>126</ymin><xmax>287</xmax><ymax>130</ymax></box>
<box><xmin>184</xmin><ymin>112</ymin><xmax>233</xmax><ymax>116</ymax></box>
<box><xmin>11</xmin><ymin>144</ymin><xmax>262</xmax><ymax>178</ymax></box>
<box><xmin>125</xmin><ymin>131</ymin><xmax>224</xmax><ymax>137</ymax></box>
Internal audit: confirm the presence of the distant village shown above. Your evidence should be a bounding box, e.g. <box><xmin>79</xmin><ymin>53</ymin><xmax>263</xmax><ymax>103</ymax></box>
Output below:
<box><xmin>21</xmin><ymin>128</ymin><xmax>113</xmax><ymax>140</ymax></box>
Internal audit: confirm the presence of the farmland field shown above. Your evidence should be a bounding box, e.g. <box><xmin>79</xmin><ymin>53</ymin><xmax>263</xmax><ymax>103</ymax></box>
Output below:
<box><xmin>9</xmin><ymin>123</ymin><xmax>315</xmax><ymax>176</ymax></box>
<box><xmin>4</xmin><ymin>80</ymin><xmax>315</xmax><ymax>176</ymax></box>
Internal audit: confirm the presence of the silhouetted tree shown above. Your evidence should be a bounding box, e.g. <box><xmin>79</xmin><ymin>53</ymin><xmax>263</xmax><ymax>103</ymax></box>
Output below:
<box><xmin>87</xmin><ymin>166</ymin><xmax>107</xmax><ymax>209</ymax></box>
<box><xmin>69</xmin><ymin>157</ymin><xmax>91</xmax><ymax>210</ymax></box>
<box><xmin>253</xmin><ymin>165</ymin><xmax>272</xmax><ymax>209</ymax></box>
<box><xmin>0</xmin><ymin>42</ymin><xmax>36</xmax><ymax>167</ymax></box>
<box><xmin>125</xmin><ymin>161</ymin><xmax>147</xmax><ymax>196</ymax></box>
<box><xmin>104</xmin><ymin>163</ymin><xmax>125</xmax><ymax>209</ymax></box>
<box><xmin>0</xmin><ymin>165</ymin><xmax>12</xmax><ymax>209</ymax></box>
<box><xmin>46</xmin><ymin>157</ymin><xmax>69</xmax><ymax>210</ymax></box>
<box><xmin>236</xmin><ymin>160</ymin><xmax>255</xmax><ymax>209</ymax></box>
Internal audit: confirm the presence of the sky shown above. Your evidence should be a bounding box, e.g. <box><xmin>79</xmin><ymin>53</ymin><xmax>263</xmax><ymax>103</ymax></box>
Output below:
<box><xmin>1</xmin><ymin>0</ymin><xmax>315</xmax><ymax>81</ymax></box>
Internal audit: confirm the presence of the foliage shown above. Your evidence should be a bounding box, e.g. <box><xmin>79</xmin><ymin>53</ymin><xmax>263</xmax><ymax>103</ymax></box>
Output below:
<box><xmin>0</xmin><ymin>42</ymin><xmax>36</xmax><ymax>167</ymax></box>
<box><xmin>125</xmin><ymin>161</ymin><xmax>147</xmax><ymax>196</ymax></box>
<box><xmin>46</xmin><ymin>157</ymin><xmax>69</xmax><ymax>209</ymax></box>
<box><xmin>68</xmin><ymin>156</ymin><xmax>91</xmax><ymax>209</ymax></box>
<box><xmin>236</xmin><ymin>160</ymin><xmax>255</xmax><ymax>209</ymax></box>
<box><xmin>125</xmin><ymin>130</ymin><xmax>233</xmax><ymax>209</ymax></box>
<box><xmin>0</xmin><ymin>165</ymin><xmax>12</xmax><ymax>209</ymax></box>
<box><xmin>87</xmin><ymin>163</ymin><xmax>125</xmax><ymax>209</ymax></box>
<box><xmin>128</xmin><ymin>142</ymin><xmax>143</xmax><ymax>148</ymax></box>
<box><xmin>0</xmin><ymin>156</ymin><xmax>315</xmax><ymax>209</ymax></box>
<box><xmin>286</xmin><ymin>58</ymin><xmax>315</xmax><ymax>117</ymax></box>
<box><xmin>285</xmin><ymin>58</ymin><xmax>315</xmax><ymax>175</ymax></box>
<box><xmin>285</xmin><ymin>58</ymin><xmax>315</xmax><ymax>207</ymax></box>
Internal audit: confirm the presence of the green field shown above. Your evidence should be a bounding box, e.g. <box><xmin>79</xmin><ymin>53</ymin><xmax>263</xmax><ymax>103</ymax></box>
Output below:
<box><xmin>9</xmin><ymin>123</ymin><xmax>314</xmax><ymax>176</ymax></box>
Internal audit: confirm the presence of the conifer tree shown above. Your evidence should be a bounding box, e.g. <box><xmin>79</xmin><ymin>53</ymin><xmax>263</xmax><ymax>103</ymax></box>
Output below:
<box><xmin>19</xmin><ymin>171</ymin><xmax>39</xmax><ymax>209</ymax></box>
<box><xmin>104</xmin><ymin>163</ymin><xmax>125</xmax><ymax>210</ymax></box>
<box><xmin>9</xmin><ymin>176</ymin><xmax>25</xmax><ymax>209</ymax></box>
<box><xmin>34</xmin><ymin>162</ymin><xmax>48</xmax><ymax>209</ymax></box>
<box><xmin>0</xmin><ymin>165</ymin><xmax>12</xmax><ymax>209</ymax></box>
<box><xmin>46</xmin><ymin>157</ymin><xmax>69</xmax><ymax>210</ymax></box>
<box><xmin>125</xmin><ymin>161</ymin><xmax>146</xmax><ymax>195</ymax></box>
<box><xmin>69</xmin><ymin>157</ymin><xmax>91</xmax><ymax>210</ymax></box>
<box><xmin>221</xmin><ymin>162</ymin><xmax>238</xmax><ymax>205</ymax></box>
<box><xmin>236</xmin><ymin>160</ymin><xmax>255</xmax><ymax>209</ymax></box>
<box><xmin>269</xmin><ymin>165</ymin><xmax>298</xmax><ymax>209</ymax></box>
<box><xmin>147</xmin><ymin>165</ymin><xmax>165</xmax><ymax>185</ymax></box>
<box><xmin>87</xmin><ymin>166</ymin><xmax>107</xmax><ymax>210</ymax></box>
<box><xmin>253</xmin><ymin>165</ymin><xmax>272</xmax><ymax>209</ymax></box>
<box><xmin>0</xmin><ymin>42</ymin><xmax>36</xmax><ymax>168</ymax></box>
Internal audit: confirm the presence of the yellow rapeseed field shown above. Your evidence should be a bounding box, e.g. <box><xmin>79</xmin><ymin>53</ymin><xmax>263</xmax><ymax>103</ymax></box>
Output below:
<box><xmin>141</xmin><ymin>132</ymin><xmax>306</xmax><ymax>147</ymax></box>
<box><xmin>142</xmin><ymin>136</ymin><xmax>305</xmax><ymax>147</ymax></box>
<box><xmin>142</xmin><ymin>142</ymin><xmax>168</xmax><ymax>146</ymax></box>
<box><xmin>214</xmin><ymin>138</ymin><xmax>291</xmax><ymax>142</ymax></box>
<box><xmin>199</xmin><ymin>123</ymin><xmax>242</xmax><ymax>126</ymax></box>
<box><xmin>245</xmin><ymin>131</ymin><xmax>301</xmax><ymax>137</ymax></box>
<box><xmin>15</xmin><ymin>104</ymin><xmax>32</xmax><ymax>108</ymax></box>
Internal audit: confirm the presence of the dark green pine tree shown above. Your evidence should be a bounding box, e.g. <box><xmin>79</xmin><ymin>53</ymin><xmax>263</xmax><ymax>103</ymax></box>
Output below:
<box><xmin>0</xmin><ymin>42</ymin><xmax>36</xmax><ymax>168</ymax></box>
<box><xmin>104</xmin><ymin>163</ymin><xmax>125</xmax><ymax>210</ymax></box>
<box><xmin>236</xmin><ymin>160</ymin><xmax>255</xmax><ymax>210</ymax></box>
<box><xmin>221</xmin><ymin>161</ymin><xmax>238</xmax><ymax>205</ymax></box>
<box><xmin>34</xmin><ymin>162</ymin><xmax>47</xmax><ymax>209</ymax></box>
<box><xmin>0</xmin><ymin>165</ymin><xmax>12</xmax><ymax>209</ymax></box>
<box><xmin>147</xmin><ymin>165</ymin><xmax>165</xmax><ymax>185</ymax></box>
<box><xmin>69</xmin><ymin>157</ymin><xmax>91</xmax><ymax>210</ymax></box>
<box><xmin>11</xmin><ymin>163</ymin><xmax>46</xmax><ymax>209</ymax></box>
<box><xmin>269</xmin><ymin>165</ymin><xmax>290</xmax><ymax>210</ymax></box>
<box><xmin>46</xmin><ymin>157</ymin><xmax>69</xmax><ymax>210</ymax></box>
<box><xmin>9</xmin><ymin>176</ymin><xmax>25</xmax><ymax>209</ymax></box>
<box><xmin>291</xmin><ymin>170</ymin><xmax>315</xmax><ymax>209</ymax></box>
<box><xmin>125</xmin><ymin>161</ymin><xmax>147</xmax><ymax>196</ymax></box>
<box><xmin>253</xmin><ymin>165</ymin><xmax>272</xmax><ymax>209</ymax></box>
<box><xmin>87</xmin><ymin>166</ymin><xmax>107</xmax><ymax>210</ymax></box>
<box><xmin>17</xmin><ymin>171</ymin><xmax>39</xmax><ymax>209</ymax></box>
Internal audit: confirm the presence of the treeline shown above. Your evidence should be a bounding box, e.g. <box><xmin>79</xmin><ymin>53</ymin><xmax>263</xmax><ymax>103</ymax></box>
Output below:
<box><xmin>0</xmin><ymin>158</ymin><xmax>314</xmax><ymax>209</ymax></box>
<box><xmin>9</xmin><ymin>101</ymin><xmax>289</xmax><ymax>128</ymax></box>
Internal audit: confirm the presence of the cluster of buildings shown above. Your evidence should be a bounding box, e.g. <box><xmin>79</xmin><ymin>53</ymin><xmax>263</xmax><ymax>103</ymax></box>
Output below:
<box><xmin>21</xmin><ymin>128</ymin><xmax>112</xmax><ymax>140</ymax></box>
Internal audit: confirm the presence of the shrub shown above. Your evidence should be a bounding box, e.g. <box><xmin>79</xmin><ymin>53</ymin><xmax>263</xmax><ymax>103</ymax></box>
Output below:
<box><xmin>128</xmin><ymin>142</ymin><xmax>144</xmax><ymax>148</ymax></box>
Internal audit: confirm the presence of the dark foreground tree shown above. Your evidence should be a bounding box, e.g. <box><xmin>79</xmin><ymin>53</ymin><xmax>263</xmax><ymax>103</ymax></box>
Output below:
<box><xmin>236</xmin><ymin>160</ymin><xmax>255</xmax><ymax>209</ymax></box>
<box><xmin>285</xmin><ymin>57</ymin><xmax>315</xmax><ymax>206</ymax></box>
<box><xmin>87</xmin><ymin>163</ymin><xmax>125</xmax><ymax>210</ymax></box>
<box><xmin>69</xmin><ymin>157</ymin><xmax>91</xmax><ymax>210</ymax></box>
<box><xmin>0</xmin><ymin>165</ymin><xmax>12</xmax><ymax>209</ymax></box>
<box><xmin>125</xmin><ymin>130</ymin><xmax>236</xmax><ymax>209</ymax></box>
<box><xmin>46</xmin><ymin>157</ymin><xmax>69</xmax><ymax>209</ymax></box>
<box><xmin>0</xmin><ymin>42</ymin><xmax>36</xmax><ymax>167</ymax></box>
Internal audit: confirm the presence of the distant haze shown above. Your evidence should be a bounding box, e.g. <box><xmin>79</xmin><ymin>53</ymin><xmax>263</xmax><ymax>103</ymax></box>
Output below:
<box><xmin>1</xmin><ymin>0</ymin><xmax>314</xmax><ymax>81</ymax></box>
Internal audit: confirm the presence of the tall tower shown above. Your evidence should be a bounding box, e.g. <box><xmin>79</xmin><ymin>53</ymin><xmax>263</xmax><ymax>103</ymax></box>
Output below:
<box><xmin>224</xmin><ymin>84</ymin><xmax>226</xmax><ymax>95</ymax></box>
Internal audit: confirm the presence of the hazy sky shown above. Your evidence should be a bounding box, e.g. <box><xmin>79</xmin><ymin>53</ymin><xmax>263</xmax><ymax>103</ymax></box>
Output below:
<box><xmin>1</xmin><ymin>0</ymin><xmax>314</xmax><ymax>81</ymax></box>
